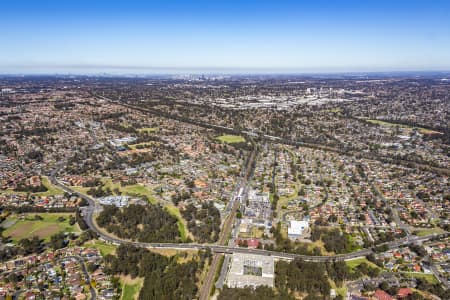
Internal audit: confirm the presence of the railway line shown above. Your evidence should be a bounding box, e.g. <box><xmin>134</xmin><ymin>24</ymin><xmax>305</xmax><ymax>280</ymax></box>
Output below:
<box><xmin>46</xmin><ymin>94</ymin><xmax>449</xmax><ymax>298</ymax></box>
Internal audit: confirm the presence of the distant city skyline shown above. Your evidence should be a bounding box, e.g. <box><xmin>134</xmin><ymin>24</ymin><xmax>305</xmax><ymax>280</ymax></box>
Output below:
<box><xmin>1</xmin><ymin>0</ymin><xmax>450</xmax><ymax>74</ymax></box>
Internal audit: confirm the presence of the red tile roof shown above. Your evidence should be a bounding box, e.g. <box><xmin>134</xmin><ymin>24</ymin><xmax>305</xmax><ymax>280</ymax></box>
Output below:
<box><xmin>247</xmin><ymin>238</ymin><xmax>260</xmax><ymax>248</ymax></box>
<box><xmin>397</xmin><ymin>287</ymin><xmax>413</xmax><ymax>298</ymax></box>
<box><xmin>374</xmin><ymin>289</ymin><xmax>394</xmax><ymax>300</ymax></box>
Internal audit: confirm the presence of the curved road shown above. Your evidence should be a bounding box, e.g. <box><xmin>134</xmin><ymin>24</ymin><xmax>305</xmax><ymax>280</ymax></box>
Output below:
<box><xmin>48</xmin><ymin>94</ymin><xmax>449</xmax><ymax>298</ymax></box>
<box><xmin>47</xmin><ymin>97</ymin><xmax>448</xmax><ymax>263</ymax></box>
<box><xmin>95</xmin><ymin>94</ymin><xmax>450</xmax><ymax>176</ymax></box>
<box><xmin>50</xmin><ymin>166</ymin><xmax>447</xmax><ymax>264</ymax></box>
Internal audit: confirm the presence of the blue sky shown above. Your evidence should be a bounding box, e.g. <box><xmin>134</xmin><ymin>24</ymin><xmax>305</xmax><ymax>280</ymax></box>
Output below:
<box><xmin>1</xmin><ymin>0</ymin><xmax>450</xmax><ymax>73</ymax></box>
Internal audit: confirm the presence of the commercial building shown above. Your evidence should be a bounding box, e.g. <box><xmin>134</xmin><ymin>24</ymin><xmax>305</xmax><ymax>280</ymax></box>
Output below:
<box><xmin>288</xmin><ymin>220</ymin><xmax>309</xmax><ymax>240</ymax></box>
<box><xmin>225</xmin><ymin>253</ymin><xmax>274</xmax><ymax>288</ymax></box>
<box><xmin>98</xmin><ymin>196</ymin><xmax>129</xmax><ymax>208</ymax></box>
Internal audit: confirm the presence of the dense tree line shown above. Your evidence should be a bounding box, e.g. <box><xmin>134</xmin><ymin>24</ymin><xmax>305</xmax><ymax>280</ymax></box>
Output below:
<box><xmin>409</xmin><ymin>244</ymin><xmax>427</xmax><ymax>257</ymax></box>
<box><xmin>16</xmin><ymin>127</ymin><xmax>57</xmax><ymax>136</ymax></box>
<box><xmin>415</xmin><ymin>279</ymin><xmax>450</xmax><ymax>299</ymax></box>
<box><xmin>275</xmin><ymin>259</ymin><xmax>331</xmax><ymax>299</ymax></box>
<box><xmin>103</xmin><ymin>244</ymin><xmax>202</xmax><ymax>300</ymax></box>
<box><xmin>97</xmin><ymin>204</ymin><xmax>181</xmax><ymax>242</ymax></box>
<box><xmin>76</xmin><ymin>209</ymin><xmax>89</xmax><ymax>230</ymax></box>
<box><xmin>326</xmin><ymin>260</ymin><xmax>379</xmax><ymax>287</ymax></box>
<box><xmin>171</xmin><ymin>191</ymin><xmax>191</xmax><ymax>206</ymax></box>
<box><xmin>93</xmin><ymin>112</ymin><xmax>125</xmax><ymax>121</ymax></box>
<box><xmin>105</xmin><ymin>122</ymin><xmax>137</xmax><ymax>133</ymax></box>
<box><xmin>82</xmin><ymin>178</ymin><xmax>103</xmax><ymax>187</ymax></box>
<box><xmin>139</xmin><ymin>259</ymin><xmax>199</xmax><ymax>299</ymax></box>
<box><xmin>13</xmin><ymin>182</ymin><xmax>47</xmax><ymax>193</ymax></box>
<box><xmin>311</xmin><ymin>227</ymin><xmax>358</xmax><ymax>254</ymax></box>
<box><xmin>0</xmin><ymin>246</ymin><xmax>21</xmax><ymax>262</ymax></box>
<box><xmin>87</xmin><ymin>186</ymin><xmax>112</xmax><ymax>197</ymax></box>
<box><xmin>218</xmin><ymin>286</ymin><xmax>284</xmax><ymax>300</ymax></box>
<box><xmin>1</xmin><ymin>233</ymin><xmax>77</xmax><ymax>260</ymax></box>
<box><xmin>1</xmin><ymin>206</ymin><xmax>77</xmax><ymax>213</ymax></box>
<box><xmin>54</xmin><ymin>102</ymin><xmax>75</xmax><ymax>110</ymax></box>
<box><xmin>18</xmin><ymin>236</ymin><xmax>43</xmax><ymax>255</ymax></box>
<box><xmin>49</xmin><ymin>232</ymin><xmax>68</xmax><ymax>250</ymax></box>
<box><xmin>77</xmin><ymin>229</ymin><xmax>98</xmax><ymax>245</ymax></box>
<box><xmin>26</xmin><ymin>149</ymin><xmax>44</xmax><ymax>162</ymax></box>
<box><xmin>181</xmin><ymin>202</ymin><xmax>221</xmax><ymax>243</ymax></box>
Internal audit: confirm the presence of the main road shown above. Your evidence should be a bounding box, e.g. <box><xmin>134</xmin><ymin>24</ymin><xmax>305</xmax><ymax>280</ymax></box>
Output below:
<box><xmin>50</xmin><ymin>159</ymin><xmax>448</xmax><ymax>264</ymax></box>
<box><xmin>51</xmin><ymin>94</ymin><xmax>448</xmax><ymax>297</ymax></box>
<box><xmin>198</xmin><ymin>142</ymin><xmax>257</xmax><ymax>300</ymax></box>
<box><xmin>95</xmin><ymin>94</ymin><xmax>450</xmax><ymax>177</ymax></box>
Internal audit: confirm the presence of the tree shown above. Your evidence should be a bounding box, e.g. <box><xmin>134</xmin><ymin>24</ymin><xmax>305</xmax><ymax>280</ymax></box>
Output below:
<box><xmin>97</xmin><ymin>204</ymin><xmax>180</xmax><ymax>243</ymax></box>
<box><xmin>379</xmin><ymin>281</ymin><xmax>389</xmax><ymax>291</ymax></box>
<box><xmin>18</xmin><ymin>236</ymin><xmax>42</xmax><ymax>254</ymax></box>
<box><xmin>87</xmin><ymin>262</ymin><xmax>98</xmax><ymax>273</ymax></box>
<box><xmin>328</xmin><ymin>214</ymin><xmax>338</xmax><ymax>223</ymax></box>
<box><xmin>49</xmin><ymin>232</ymin><xmax>66</xmax><ymax>250</ymax></box>
<box><xmin>69</xmin><ymin>215</ymin><xmax>76</xmax><ymax>226</ymax></box>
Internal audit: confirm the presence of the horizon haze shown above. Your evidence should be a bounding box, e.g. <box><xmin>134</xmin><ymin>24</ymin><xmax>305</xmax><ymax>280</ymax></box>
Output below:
<box><xmin>1</xmin><ymin>0</ymin><xmax>450</xmax><ymax>74</ymax></box>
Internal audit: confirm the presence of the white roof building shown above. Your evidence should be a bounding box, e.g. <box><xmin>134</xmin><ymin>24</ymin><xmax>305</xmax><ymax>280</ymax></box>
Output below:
<box><xmin>226</xmin><ymin>253</ymin><xmax>274</xmax><ymax>288</ymax></box>
<box><xmin>288</xmin><ymin>220</ymin><xmax>309</xmax><ymax>239</ymax></box>
<box><xmin>98</xmin><ymin>195</ymin><xmax>129</xmax><ymax>208</ymax></box>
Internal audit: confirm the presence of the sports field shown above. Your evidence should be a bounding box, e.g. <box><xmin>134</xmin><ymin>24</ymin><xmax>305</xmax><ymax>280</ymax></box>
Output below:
<box><xmin>366</xmin><ymin>119</ymin><xmax>442</xmax><ymax>135</ymax></box>
<box><xmin>137</xmin><ymin>127</ymin><xmax>159</xmax><ymax>133</ymax></box>
<box><xmin>413</xmin><ymin>227</ymin><xmax>445</xmax><ymax>237</ymax></box>
<box><xmin>216</xmin><ymin>134</ymin><xmax>246</xmax><ymax>144</ymax></box>
<box><xmin>128</xmin><ymin>142</ymin><xmax>155</xmax><ymax>150</ymax></box>
<box><xmin>3</xmin><ymin>213</ymin><xmax>80</xmax><ymax>242</ymax></box>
